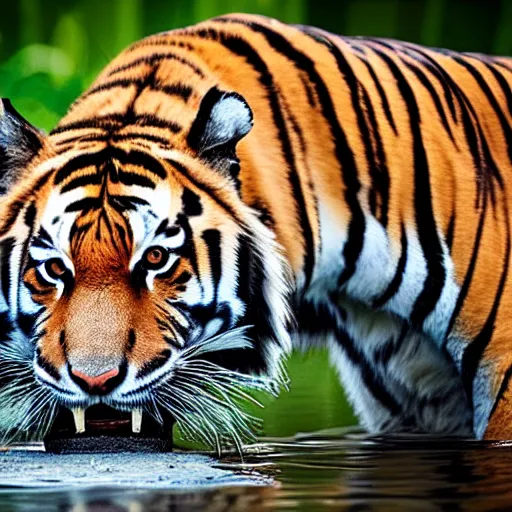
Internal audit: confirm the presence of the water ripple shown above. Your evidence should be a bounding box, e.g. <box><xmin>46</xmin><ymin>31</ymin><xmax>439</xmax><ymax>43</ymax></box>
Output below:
<box><xmin>2</xmin><ymin>429</ymin><xmax>512</xmax><ymax>511</ymax></box>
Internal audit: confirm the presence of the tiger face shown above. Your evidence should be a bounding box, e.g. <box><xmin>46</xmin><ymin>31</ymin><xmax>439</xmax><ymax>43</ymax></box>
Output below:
<box><xmin>0</xmin><ymin>89</ymin><xmax>292</xmax><ymax>446</ymax></box>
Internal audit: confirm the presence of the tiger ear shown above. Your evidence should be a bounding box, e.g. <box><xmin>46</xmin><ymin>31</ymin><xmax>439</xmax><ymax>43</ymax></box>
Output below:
<box><xmin>0</xmin><ymin>99</ymin><xmax>45</xmax><ymax>195</ymax></box>
<box><xmin>187</xmin><ymin>87</ymin><xmax>253</xmax><ymax>180</ymax></box>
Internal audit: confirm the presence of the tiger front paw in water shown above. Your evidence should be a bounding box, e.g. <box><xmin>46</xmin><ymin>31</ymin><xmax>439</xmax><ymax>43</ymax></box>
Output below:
<box><xmin>0</xmin><ymin>13</ymin><xmax>510</xmax><ymax>448</ymax></box>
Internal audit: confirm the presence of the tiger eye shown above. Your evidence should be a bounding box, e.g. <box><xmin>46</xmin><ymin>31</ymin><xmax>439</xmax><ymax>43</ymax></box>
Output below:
<box><xmin>46</xmin><ymin>259</ymin><xmax>66</xmax><ymax>279</ymax></box>
<box><xmin>143</xmin><ymin>246</ymin><xmax>169</xmax><ymax>270</ymax></box>
<box><xmin>147</xmin><ymin>248</ymin><xmax>164</xmax><ymax>265</ymax></box>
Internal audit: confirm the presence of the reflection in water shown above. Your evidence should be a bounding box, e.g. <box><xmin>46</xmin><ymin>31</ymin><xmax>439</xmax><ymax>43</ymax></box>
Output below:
<box><xmin>2</xmin><ymin>430</ymin><xmax>512</xmax><ymax>511</ymax></box>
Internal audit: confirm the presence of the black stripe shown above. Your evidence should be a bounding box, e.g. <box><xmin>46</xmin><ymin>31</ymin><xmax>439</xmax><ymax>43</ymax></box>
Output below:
<box><xmin>128</xmin><ymin>114</ymin><xmax>182</xmax><ymax>133</ymax></box>
<box><xmin>108</xmin><ymin>195</ymin><xmax>149</xmax><ymax>211</ymax></box>
<box><xmin>182</xmin><ymin>188</ymin><xmax>203</xmax><ymax>217</ymax></box>
<box><xmin>36</xmin><ymin>348</ymin><xmax>61</xmax><ymax>382</ymax></box>
<box><xmin>18</xmin><ymin>203</ymin><xmax>37</xmax><ymax>318</ymax></box>
<box><xmin>374</xmin><ymin>48</ymin><xmax>446</xmax><ymax>328</ymax></box>
<box><xmin>174</xmin><ymin>271</ymin><xmax>191</xmax><ymax>284</ymax></box>
<box><xmin>280</xmin><ymin>97</ymin><xmax>316</xmax><ymax>288</ymax></box>
<box><xmin>299</xmin><ymin>75</ymin><xmax>316</xmax><ymax>107</ymax></box>
<box><xmin>83</xmin><ymin>79</ymin><xmax>193</xmax><ymax>103</ymax></box>
<box><xmin>481</xmin><ymin>63</ymin><xmax>512</xmax><ymax>118</ymax></box>
<box><xmin>249</xmin><ymin>199</ymin><xmax>275</xmax><ymax>229</ymax></box>
<box><xmin>65</xmin><ymin>197</ymin><xmax>102</xmax><ymax>213</ymax></box>
<box><xmin>110</xmin><ymin>147</ymin><xmax>167</xmax><ymax>179</ymax></box>
<box><xmin>461</xmin><ymin>207</ymin><xmax>511</xmax><ymax>402</ymax></box>
<box><xmin>157</xmin><ymin>258</ymin><xmax>181</xmax><ymax>281</ymax></box>
<box><xmin>83</xmin><ymin>78</ymin><xmax>143</xmax><ymax>97</ymax></box>
<box><xmin>61</xmin><ymin>173</ymin><xmax>102</xmax><ymax>193</ymax></box>
<box><xmin>167</xmin><ymin>315</ymin><xmax>189</xmax><ymax>341</ymax></box>
<box><xmin>454</xmin><ymin>56</ymin><xmax>512</xmax><ymax>163</ymax></box>
<box><xmin>235</xmin><ymin>233</ymin><xmax>251</xmax><ymax>306</ymax></box>
<box><xmin>107</xmin><ymin>52</ymin><xmax>205</xmax><ymax>78</ymax></box>
<box><xmin>0</xmin><ymin>237</ymin><xmax>15</xmax><ymax>305</ymax></box>
<box><xmin>489</xmin><ymin>364</ymin><xmax>512</xmax><ymax>421</ymax></box>
<box><xmin>446</xmin><ymin>213</ymin><xmax>456</xmax><ymax>252</ymax></box>
<box><xmin>494</xmin><ymin>61</ymin><xmax>512</xmax><ymax>73</ymax></box>
<box><xmin>0</xmin><ymin>311</ymin><xmax>14</xmax><ymax>340</ymax></box>
<box><xmin>136</xmin><ymin>349</ymin><xmax>172</xmax><ymax>379</ymax></box>
<box><xmin>34</xmin><ymin>268</ymin><xmax>52</xmax><ymax>289</ymax></box>
<box><xmin>216</xmin><ymin>18</ymin><xmax>364</xmax><ymax>287</ymax></box>
<box><xmin>247</xmin><ymin>19</ymin><xmax>363</xmax><ymax>287</ymax></box>
<box><xmin>401</xmin><ymin>43</ymin><xmax>459</xmax><ymax>125</ymax></box>
<box><xmin>53</xmin><ymin>133</ymin><xmax>109</xmax><ymax>147</ymax></box>
<box><xmin>126</xmin><ymin>329</ymin><xmax>136</xmax><ymax>353</ymax></box>
<box><xmin>336</xmin><ymin>326</ymin><xmax>402</xmax><ymax>415</ymax></box>
<box><xmin>111</xmin><ymin>132</ymin><xmax>171</xmax><ymax>146</ymax></box>
<box><xmin>116</xmin><ymin>168</ymin><xmax>156</xmax><ymax>189</ymax></box>
<box><xmin>372</xmin><ymin>224</ymin><xmax>407</xmax><ymax>309</ymax></box>
<box><xmin>235</xmin><ymin>241</ymin><xmax>283</xmax><ymax>373</ymax></box>
<box><xmin>51</xmin><ymin>113</ymin><xmax>181</xmax><ymax>136</ymax></box>
<box><xmin>30</xmin><ymin>237</ymin><xmax>53</xmax><ymax>252</ymax></box>
<box><xmin>23</xmin><ymin>202</ymin><xmax>36</xmax><ymax>228</ymax></box>
<box><xmin>158</xmin><ymin>83</ymin><xmax>193</xmax><ymax>101</ymax></box>
<box><xmin>19</xmin><ymin>283</ymin><xmax>42</xmax><ymax>326</ymax></box>
<box><xmin>166</xmin><ymin>158</ymin><xmax>240</xmax><ymax>221</ymax></box>
<box><xmin>38</xmin><ymin>227</ymin><xmax>53</xmax><ymax>245</ymax></box>
<box><xmin>354</xmin><ymin>50</ymin><xmax>398</xmax><ymax>135</ymax></box>
<box><xmin>202</xmin><ymin>229</ymin><xmax>222</xmax><ymax>304</ymax></box>
<box><xmin>114</xmin><ymin>222</ymin><xmax>130</xmax><ymax>255</ymax></box>
<box><xmin>97</xmin><ymin>209</ymin><xmax>115</xmax><ymax>244</ymax></box>
<box><xmin>155</xmin><ymin>219</ymin><xmax>169</xmax><ymax>236</ymax></box>
<box><xmin>374</xmin><ymin>324</ymin><xmax>409</xmax><ymax>366</ymax></box>
<box><xmin>0</xmin><ymin>173</ymin><xmax>52</xmax><ymax>233</ymax></box>
<box><xmin>177</xmin><ymin>213</ymin><xmax>202</xmax><ymax>293</ymax></box>
<box><xmin>69</xmin><ymin>221</ymin><xmax>93</xmax><ymax>251</ymax></box>
<box><xmin>128</xmin><ymin>36</ymin><xmax>194</xmax><ymax>53</ymax></box>
<box><xmin>0</xmin><ymin>200</ymin><xmax>26</xmax><ymax>237</ymax></box>
<box><xmin>403</xmin><ymin>60</ymin><xmax>457</xmax><ymax>144</ymax></box>
<box><xmin>359</xmin><ymin>81</ymin><xmax>390</xmax><ymax>227</ymax></box>
<box><xmin>53</xmin><ymin>150</ymin><xmax>107</xmax><ymax>185</ymax></box>
<box><xmin>51</xmin><ymin>118</ymin><xmax>121</xmax><ymax>136</ymax></box>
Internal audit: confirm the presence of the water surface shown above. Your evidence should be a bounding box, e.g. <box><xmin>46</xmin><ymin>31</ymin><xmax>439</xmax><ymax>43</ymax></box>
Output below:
<box><xmin>1</xmin><ymin>429</ymin><xmax>512</xmax><ymax>511</ymax></box>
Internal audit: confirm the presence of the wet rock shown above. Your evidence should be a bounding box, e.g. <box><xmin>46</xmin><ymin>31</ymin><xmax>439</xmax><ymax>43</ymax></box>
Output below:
<box><xmin>0</xmin><ymin>448</ymin><xmax>272</xmax><ymax>489</ymax></box>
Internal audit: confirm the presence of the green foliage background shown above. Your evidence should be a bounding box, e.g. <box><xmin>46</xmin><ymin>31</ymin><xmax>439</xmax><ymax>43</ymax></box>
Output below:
<box><xmin>0</xmin><ymin>0</ymin><xmax>510</xmax><ymax>440</ymax></box>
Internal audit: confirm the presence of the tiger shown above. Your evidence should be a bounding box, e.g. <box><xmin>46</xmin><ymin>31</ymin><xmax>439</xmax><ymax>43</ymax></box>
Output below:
<box><xmin>0</xmin><ymin>13</ymin><xmax>510</xmax><ymax>447</ymax></box>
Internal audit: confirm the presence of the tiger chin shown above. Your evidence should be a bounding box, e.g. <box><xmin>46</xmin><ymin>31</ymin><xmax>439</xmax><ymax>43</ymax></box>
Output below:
<box><xmin>0</xmin><ymin>14</ymin><xmax>510</xmax><ymax>449</ymax></box>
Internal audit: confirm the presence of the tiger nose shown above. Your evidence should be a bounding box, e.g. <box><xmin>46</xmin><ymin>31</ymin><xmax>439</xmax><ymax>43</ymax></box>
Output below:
<box><xmin>70</xmin><ymin>367</ymin><xmax>122</xmax><ymax>395</ymax></box>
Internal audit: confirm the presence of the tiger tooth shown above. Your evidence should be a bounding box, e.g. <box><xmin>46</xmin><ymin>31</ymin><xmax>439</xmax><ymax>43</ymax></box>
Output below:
<box><xmin>132</xmin><ymin>408</ymin><xmax>142</xmax><ymax>433</ymax></box>
<box><xmin>72</xmin><ymin>408</ymin><xmax>86</xmax><ymax>434</ymax></box>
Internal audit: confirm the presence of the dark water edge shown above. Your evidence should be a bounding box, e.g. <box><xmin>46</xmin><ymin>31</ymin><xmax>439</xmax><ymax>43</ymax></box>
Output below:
<box><xmin>2</xmin><ymin>429</ymin><xmax>512</xmax><ymax>511</ymax></box>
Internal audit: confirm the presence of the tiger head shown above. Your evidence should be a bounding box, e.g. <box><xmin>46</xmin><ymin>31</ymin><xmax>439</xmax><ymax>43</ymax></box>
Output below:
<box><xmin>0</xmin><ymin>89</ymin><xmax>292</xmax><ymax>447</ymax></box>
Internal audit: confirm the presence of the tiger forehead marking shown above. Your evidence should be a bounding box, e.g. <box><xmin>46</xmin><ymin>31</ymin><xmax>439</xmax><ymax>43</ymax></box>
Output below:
<box><xmin>0</xmin><ymin>13</ymin><xmax>510</xmax><ymax>447</ymax></box>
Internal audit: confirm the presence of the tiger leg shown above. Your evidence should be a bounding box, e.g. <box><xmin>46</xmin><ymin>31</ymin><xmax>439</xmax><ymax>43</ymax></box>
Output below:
<box><xmin>448</xmin><ymin>318</ymin><xmax>512</xmax><ymax>439</ymax></box>
<box><xmin>299</xmin><ymin>297</ymin><xmax>473</xmax><ymax>435</ymax></box>
<box><xmin>442</xmin><ymin>259</ymin><xmax>512</xmax><ymax>439</ymax></box>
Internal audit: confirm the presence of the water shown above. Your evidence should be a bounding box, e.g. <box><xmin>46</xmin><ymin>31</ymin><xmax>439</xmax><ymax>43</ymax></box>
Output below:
<box><xmin>1</xmin><ymin>429</ymin><xmax>512</xmax><ymax>511</ymax></box>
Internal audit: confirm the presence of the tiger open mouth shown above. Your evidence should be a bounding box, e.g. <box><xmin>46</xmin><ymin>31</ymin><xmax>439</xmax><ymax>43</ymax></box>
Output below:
<box><xmin>44</xmin><ymin>405</ymin><xmax>175</xmax><ymax>453</ymax></box>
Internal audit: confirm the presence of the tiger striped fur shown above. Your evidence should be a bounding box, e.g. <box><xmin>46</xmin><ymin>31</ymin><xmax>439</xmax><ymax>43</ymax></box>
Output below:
<box><xmin>0</xmin><ymin>14</ymin><xmax>510</xmax><ymax>443</ymax></box>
